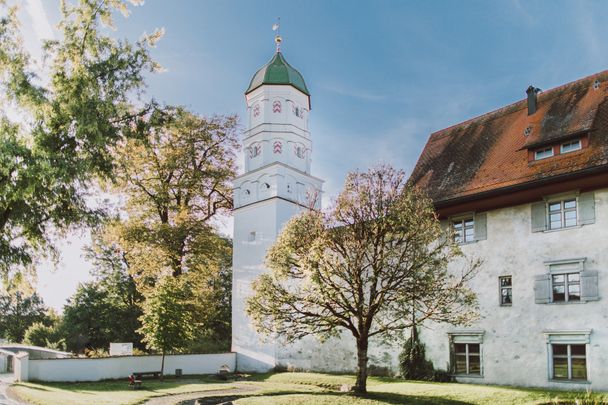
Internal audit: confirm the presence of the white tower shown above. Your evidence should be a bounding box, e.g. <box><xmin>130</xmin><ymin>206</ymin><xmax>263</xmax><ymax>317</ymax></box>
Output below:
<box><xmin>231</xmin><ymin>38</ymin><xmax>323</xmax><ymax>371</ymax></box>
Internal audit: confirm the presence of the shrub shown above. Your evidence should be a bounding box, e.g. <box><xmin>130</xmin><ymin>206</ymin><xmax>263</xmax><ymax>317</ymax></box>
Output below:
<box><xmin>398</xmin><ymin>328</ymin><xmax>435</xmax><ymax>381</ymax></box>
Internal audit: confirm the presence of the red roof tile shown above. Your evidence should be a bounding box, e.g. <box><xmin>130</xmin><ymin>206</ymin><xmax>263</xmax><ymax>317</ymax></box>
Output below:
<box><xmin>410</xmin><ymin>70</ymin><xmax>608</xmax><ymax>204</ymax></box>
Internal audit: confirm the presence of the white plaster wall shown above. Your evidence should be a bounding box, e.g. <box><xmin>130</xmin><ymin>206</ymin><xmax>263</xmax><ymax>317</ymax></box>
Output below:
<box><xmin>27</xmin><ymin>352</ymin><xmax>236</xmax><ymax>382</ymax></box>
<box><xmin>13</xmin><ymin>352</ymin><xmax>28</xmax><ymax>382</ymax></box>
<box><xmin>276</xmin><ymin>333</ymin><xmax>399</xmax><ymax>374</ymax></box>
<box><xmin>421</xmin><ymin>187</ymin><xmax>608</xmax><ymax>391</ymax></box>
<box><xmin>232</xmin><ymin>198</ymin><xmax>312</xmax><ymax>372</ymax></box>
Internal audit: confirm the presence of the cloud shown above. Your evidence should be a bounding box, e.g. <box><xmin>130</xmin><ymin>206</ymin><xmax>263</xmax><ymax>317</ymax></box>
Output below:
<box><xmin>24</xmin><ymin>0</ymin><xmax>55</xmax><ymax>41</ymax></box>
<box><xmin>321</xmin><ymin>83</ymin><xmax>386</xmax><ymax>102</ymax></box>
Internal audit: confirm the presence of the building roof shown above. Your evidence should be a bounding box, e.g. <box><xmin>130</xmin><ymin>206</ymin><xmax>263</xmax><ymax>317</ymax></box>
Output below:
<box><xmin>245</xmin><ymin>52</ymin><xmax>310</xmax><ymax>96</ymax></box>
<box><xmin>410</xmin><ymin>70</ymin><xmax>608</xmax><ymax>206</ymax></box>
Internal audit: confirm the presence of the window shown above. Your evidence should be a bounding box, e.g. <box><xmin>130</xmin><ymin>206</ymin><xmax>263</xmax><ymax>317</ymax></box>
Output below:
<box><xmin>535</xmin><ymin>147</ymin><xmax>554</xmax><ymax>160</ymax></box>
<box><xmin>545</xmin><ymin>330</ymin><xmax>590</xmax><ymax>382</ymax></box>
<box><xmin>499</xmin><ymin>276</ymin><xmax>512</xmax><ymax>305</ymax></box>
<box><xmin>248</xmin><ymin>231</ymin><xmax>256</xmax><ymax>242</ymax></box>
<box><xmin>548</xmin><ymin>199</ymin><xmax>577</xmax><ymax>229</ymax></box>
<box><xmin>452</xmin><ymin>218</ymin><xmax>474</xmax><ymax>243</ymax></box>
<box><xmin>534</xmin><ymin>258</ymin><xmax>599</xmax><ymax>304</ymax></box>
<box><xmin>454</xmin><ymin>343</ymin><xmax>481</xmax><ymax>375</ymax></box>
<box><xmin>531</xmin><ymin>192</ymin><xmax>595</xmax><ymax>233</ymax></box>
<box><xmin>449</xmin><ymin>331</ymin><xmax>484</xmax><ymax>377</ymax></box>
<box><xmin>551</xmin><ymin>273</ymin><xmax>580</xmax><ymax>302</ymax></box>
<box><xmin>561</xmin><ymin>139</ymin><xmax>581</xmax><ymax>154</ymax></box>
<box><xmin>552</xmin><ymin>344</ymin><xmax>587</xmax><ymax>381</ymax></box>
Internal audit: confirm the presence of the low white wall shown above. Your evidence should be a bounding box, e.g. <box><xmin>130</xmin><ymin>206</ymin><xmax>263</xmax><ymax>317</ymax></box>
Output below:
<box><xmin>28</xmin><ymin>352</ymin><xmax>236</xmax><ymax>382</ymax></box>
<box><xmin>14</xmin><ymin>352</ymin><xmax>29</xmax><ymax>382</ymax></box>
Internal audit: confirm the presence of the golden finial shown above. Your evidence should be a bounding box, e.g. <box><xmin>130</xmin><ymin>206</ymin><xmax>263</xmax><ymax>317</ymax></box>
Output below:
<box><xmin>272</xmin><ymin>17</ymin><xmax>282</xmax><ymax>52</ymax></box>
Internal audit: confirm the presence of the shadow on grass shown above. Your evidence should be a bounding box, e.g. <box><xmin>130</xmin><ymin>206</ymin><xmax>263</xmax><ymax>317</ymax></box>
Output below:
<box><xmin>179</xmin><ymin>389</ymin><xmax>474</xmax><ymax>405</ymax></box>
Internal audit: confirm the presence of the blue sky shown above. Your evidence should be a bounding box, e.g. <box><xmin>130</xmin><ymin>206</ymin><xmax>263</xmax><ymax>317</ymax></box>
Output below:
<box><xmin>18</xmin><ymin>0</ymin><xmax>608</xmax><ymax>310</ymax></box>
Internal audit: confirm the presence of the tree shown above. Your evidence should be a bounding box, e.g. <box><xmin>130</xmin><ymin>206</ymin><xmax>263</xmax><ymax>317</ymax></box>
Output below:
<box><xmin>113</xmin><ymin>106</ymin><xmax>238</xmax><ymax>280</ymax></box>
<box><xmin>23</xmin><ymin>321</ymin><xmax>65</xmax><ymax>350</ymax></box>
<box><xmin>0</xmin><ymin>0</ymin><xmax>161</xmax><ymax>277</ymax></box>
<box><xmin>109</xmin><ymin>107</ymin><xmax>238</xmax><ymax>348</ymax></box>
<box><xmin>247</xmin><ymin>165</ymin><xmax>479</xmax><ymax>394</ymax></box>
<box><xmin>0</xmin><ymin>291</ymin><xmax>50</xmax><ymax>342</ymax></box>
<box><xmin>138</xmin><ymin>276</ymin><xmax>198</xmax><ymax>377</ymax></box>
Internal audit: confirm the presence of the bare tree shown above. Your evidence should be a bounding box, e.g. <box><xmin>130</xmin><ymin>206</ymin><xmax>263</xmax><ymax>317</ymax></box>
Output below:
<box><xmin>247</xmin><ymin>164</ymin><xmax>479</xmax><ymax>394</ymax></box>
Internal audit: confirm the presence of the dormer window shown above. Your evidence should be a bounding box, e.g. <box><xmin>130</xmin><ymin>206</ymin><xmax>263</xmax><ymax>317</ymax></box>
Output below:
<box><xmin>561</xmin><ymin>139</ymin><xmax>581</xmax><ymax>154</ymax></box>
<box><xmin>534</xmin><ymin>147</ymin><xmax>554</xmax><ymax>160</ymax></box>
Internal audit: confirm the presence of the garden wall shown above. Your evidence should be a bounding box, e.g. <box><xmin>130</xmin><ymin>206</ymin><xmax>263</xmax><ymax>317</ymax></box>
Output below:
<box><xmin>27</xmin><ymin>352</ymin><xmax>236</xmax><ymax>382</ymax></box>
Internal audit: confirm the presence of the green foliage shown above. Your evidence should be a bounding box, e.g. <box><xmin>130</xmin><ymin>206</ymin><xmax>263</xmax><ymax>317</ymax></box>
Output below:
<box><xmin>0</xmin><ymin>0</ymin><xmax>160</xmax><ymax>277</ymax></box>
<box><xmin>138</xmin><ymin>276</ymin><xmax>198</xmax><ymax>374</ymax></box>
<box><xmin>398</xmin><ymin>329</ymin><xmax>435</xmax><ymax>381</ymax></box>
<box><xmin>0</xmin><ymin>291</ymin><xmax>50</xmax><ymax>342</ymax></box>
<box><xmin>22</xmin><ymin>321</ymin><xmax>65</xmax><ymax>350</ymax></box>
<box><xmin>61</xmin><ymin>277</ymin><xmax>142</xmax><ymax>353</ymax></box>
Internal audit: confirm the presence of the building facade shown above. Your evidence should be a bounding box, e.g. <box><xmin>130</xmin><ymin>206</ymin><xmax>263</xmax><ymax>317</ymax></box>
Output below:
<box><xmin>410</xmin><ymin>71</ymin><xmax>608</xmax><ymax>390</ymax></box>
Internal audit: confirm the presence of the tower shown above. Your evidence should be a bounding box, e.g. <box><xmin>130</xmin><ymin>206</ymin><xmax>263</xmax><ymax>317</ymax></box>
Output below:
<box><xmin>231</xmin><ymin>37</ymin><xmax>323</xmax><ymax>371</ymax></box>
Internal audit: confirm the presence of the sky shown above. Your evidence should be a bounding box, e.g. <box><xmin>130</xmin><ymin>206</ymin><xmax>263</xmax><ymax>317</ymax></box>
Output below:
<box><xmin>15</xmin><ymin>0</ymin><xmax>608</xmax><ymax>311</ymax></box>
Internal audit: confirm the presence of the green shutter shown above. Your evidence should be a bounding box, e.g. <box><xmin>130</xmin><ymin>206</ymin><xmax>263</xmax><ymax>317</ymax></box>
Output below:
<box><xmin>534</xmin><ymin>274</ymin><xmax>551</xmax><ymax>304</ymax></box>
<box><xmin>531</xmin><ymin>201</ymin><xmax>547</xmax><ymax>232</ymax></box>
<box><xmin>580</xmin><ymin>270</ymin><xmax>599</xmax><ymax>301</ymax></box>
<box><xmin>579</xmin><ymin>192</ymin><xmax>595</xmax><ymax>225</ymax></box>
<box><xmin>474</xmin><ymin>212</ymin><xmax>487</xmax><ymax>241</ymax></box>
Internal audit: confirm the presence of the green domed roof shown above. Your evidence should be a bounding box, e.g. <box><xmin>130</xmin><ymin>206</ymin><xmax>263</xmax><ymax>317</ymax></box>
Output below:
<box><xmin>246</xmin><ymin>52</ymin><xmax>309</xmax><ymax>96</ymax></box>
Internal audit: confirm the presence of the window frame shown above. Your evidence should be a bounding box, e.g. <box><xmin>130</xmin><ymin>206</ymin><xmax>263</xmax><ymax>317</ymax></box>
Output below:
<box><xmin>544</xmin><ymin>330</ymin><xmax>591</xmax><ymax>383</ymax></box>
<box><xmin>546</xmin><ymin>196</ymin><xmax>578</xmax><ymax>230</ymax></box>
<box><xmin>545</xmin><ymin>258</ymin><xmax>586</xmax><ymax>304</ymax></box>
<box><xmin>535</xmin><ymin>147</ymin><xmax>554</xmax><ymax>160</ymax></box>
<box><xmin>451</xmin><ymin>216</ymin><xmax>475</xmax><ymax>244</ymax></box>
<box><xmin>499</xmin><ymin>276</ymin><xmax>512</xmax><ymax>306</ymax></box>
<box><xmin>448</xmin><ymin>331</ymin><xmax>484</xmax><ymax>377</ymax></box>
<box><xmin>560</xmin><ymin>139</ymin><xmax>582</xmax><ymax>154</ymax></box>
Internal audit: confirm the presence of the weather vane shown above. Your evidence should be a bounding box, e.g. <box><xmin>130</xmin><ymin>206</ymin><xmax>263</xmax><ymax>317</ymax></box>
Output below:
<box><xmin>272</xmin><ymin>17</ymin><xmax>282</xmax><ymax>52</ymax></box>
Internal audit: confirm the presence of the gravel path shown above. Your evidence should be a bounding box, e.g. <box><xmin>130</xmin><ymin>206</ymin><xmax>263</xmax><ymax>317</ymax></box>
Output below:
<box><xmin>143</xmin><ymin>383</ymin><xmax>260</xmax><ymax>405</ymax></box>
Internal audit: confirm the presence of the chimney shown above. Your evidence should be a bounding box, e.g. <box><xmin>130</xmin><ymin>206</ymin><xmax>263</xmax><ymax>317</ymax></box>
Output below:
<box><xmin>526</xmin><ymin>86</ymin><xmax>541</xmax><ymax>115</ymax></box>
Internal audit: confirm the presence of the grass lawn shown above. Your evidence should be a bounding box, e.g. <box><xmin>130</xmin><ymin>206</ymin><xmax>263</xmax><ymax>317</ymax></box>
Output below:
<box><xmin>9</xmin><ymin>372</ymin><xmax>608</xmax><ymax>405</ymax></box>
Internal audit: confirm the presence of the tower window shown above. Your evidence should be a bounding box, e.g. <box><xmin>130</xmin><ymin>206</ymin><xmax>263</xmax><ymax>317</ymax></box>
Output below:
<box><xmin>248</xmin><ymin>231</ymin><xmax>256</xmax><ymax>242</ymax></box>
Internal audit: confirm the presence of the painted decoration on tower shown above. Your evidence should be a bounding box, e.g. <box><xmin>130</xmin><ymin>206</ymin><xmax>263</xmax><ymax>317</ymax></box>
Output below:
<box><xmin>248</xmin><ymin>144</ymin><xmax>261</xmax><ymax>158</ymax></box>
<box><xmin>253</xmin><ymin>104</ymin><xmax>260</xmax><ymax>118</ymax></box>
<box><xmin>272</xmin><ymin>100</ymin><xmax>282</xmax><ymax>113</ymax></box>
<box><xmin>273</xmin><ymin>141</ymin><xmax>282</xmax><ymax>154</ymax></box>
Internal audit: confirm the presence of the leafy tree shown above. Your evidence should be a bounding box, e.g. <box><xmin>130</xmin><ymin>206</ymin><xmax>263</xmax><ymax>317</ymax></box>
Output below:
<box><xmin>109</xmin><ymin>107</ymin><xmax>238</xmax><ymax>348</ymax></box>
<box><xmin>138</xmin><ymin>276</ymin><xmax>198</xmax><ymax>377</ymax></box>
<box><xmin>0</xmin><ymin>0</ymin><xmax>160</xmax><ymax>277</ymax></box>
<box><xmin>0</xmin><ymin>291</ymin><xmax>50</xmax><ymax>342</ymax></box>
<box><xmin>247</xmin><ymin>165</ymin><xmax>479</xmax><ymax>394</ymax></box>
<box><xmin>113</xmin><ymin>106</ymin><xmax>238</xmax><ymax>280</ymax></box>
<box><xmin>23</xmin><ymin>321</ymin><xmax>65</xmax><ymax>350</ymax></box>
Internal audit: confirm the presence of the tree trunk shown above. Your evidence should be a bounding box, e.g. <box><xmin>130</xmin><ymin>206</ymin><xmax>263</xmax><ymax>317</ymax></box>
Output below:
<box><xmin>160</xmin><ymin>351</ymin><xmax>165</xmax><ymax>380</ymax></box>
<box><xmin>354</xmin><ymin>337</ymin><xmax>369</xmax><ymax>395</ymax></box>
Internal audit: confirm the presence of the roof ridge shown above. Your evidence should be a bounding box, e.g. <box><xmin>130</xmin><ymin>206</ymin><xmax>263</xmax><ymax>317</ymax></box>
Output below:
<box><xmin>429</xmin><ymin>69</ymin><xmax>608</xmax><ymax>140</ymax></box>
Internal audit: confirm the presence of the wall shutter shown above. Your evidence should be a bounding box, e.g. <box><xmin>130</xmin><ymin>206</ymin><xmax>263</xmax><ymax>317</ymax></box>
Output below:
<box><xmin>534</xmin><ymin>274</ymin><xmax>551</xmax><ymax>304</ymax></box>
<box><xmin>578</xmin><ymin>192</ymin><xmax>596</xmax><ymax>225</ymax></box>
<box><xmin>580</xmin><ymin>270</ymin><xmax>599</xmax><ymax>301</ymax></box>
<box><xmin>439</xmin><ymin>219</ymin><xmax>449</xmax><ymax>244</ymax></box>
<box><xmin>531</xmin><ymin>202</ymin><xmax>547</xmax><ymax>232</ymax></box>
<box><xmin>474</xmin><ymin>212</ymin><xmax>487</xmax><ymax>241</ymax></box>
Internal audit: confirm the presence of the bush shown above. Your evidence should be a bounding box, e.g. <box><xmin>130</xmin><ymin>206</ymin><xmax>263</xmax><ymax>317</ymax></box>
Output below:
<box><xmin>398</xmin><ymin>328</ymin><xmax>435</xmax><ymax>381</ymax></box>
<box><xmin>23</xmin><ymin>322</ymin><xmax>65</xmax><ymax>351</ymax></box>
<box><xmin>432</xmin><ymin>369</ymin><xmax>453</xmax><ymax>382</ymax></box>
